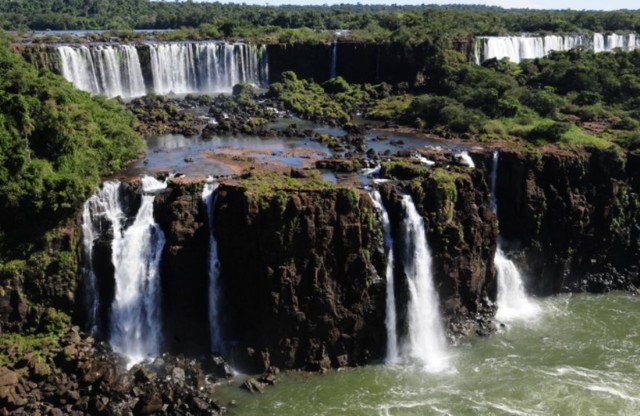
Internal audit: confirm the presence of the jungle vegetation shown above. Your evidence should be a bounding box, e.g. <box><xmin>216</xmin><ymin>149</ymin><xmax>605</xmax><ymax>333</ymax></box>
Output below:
<box><xmin>1</xmin><ymin>0</ymin><xmax>640</xmax><ymax>44</ymax></box>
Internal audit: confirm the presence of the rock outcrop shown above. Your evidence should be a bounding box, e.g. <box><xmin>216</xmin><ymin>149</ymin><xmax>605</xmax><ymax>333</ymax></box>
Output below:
<box><xmin>489</xmin><ymin>147</ymin><xmax>640</xmax><ymax>294</ymax></box>
<box><xmin>213</xmin><ymin>177</ymin><xmax>387</xmax><ymax>372</ymax></box>
<box><xmin>377</xmin><ymin>165</ymin><xmax>498</xmax><ymax>339</ymax></box>
<box><xmin>0</xmin><ymin>327</ymin><xmax>225</xmax><ymax>416</ymax></box>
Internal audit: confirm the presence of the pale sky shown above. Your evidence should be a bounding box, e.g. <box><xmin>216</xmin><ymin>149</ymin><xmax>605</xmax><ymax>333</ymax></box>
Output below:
<box><xmin>198</xmin><ymin>1</ymin><xmax>639</xmax><ymax>11</ymax></box>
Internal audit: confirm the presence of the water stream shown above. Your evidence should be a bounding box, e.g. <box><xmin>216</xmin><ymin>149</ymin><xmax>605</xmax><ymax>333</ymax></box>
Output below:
<box><xmin>370</xmin><ymin>190</ymin><xmax>399</xmax><ymax>363</ymax></box>
<box><xmin>490</xmin><ymin>151</ymin><xmax>540</xmax><ymax>323</ymax></box>
<box><xmin>202</xmin><ymin>180</ymin><xmax>223</xmax><ymax>353</ymax></box>
<box><xmin>108</xmin><ymin>176</ymin><xmax>167</xmax><ymax>366</ymax></box>
<box><xmin>217</xmin><ymin>292</ymin><xmax>640</xmax><ymax>415</ymax></box>
<box><xmin>400</xmin><ymin>195</ymin><xmax>448</xmax><ymax>372</ymax></box>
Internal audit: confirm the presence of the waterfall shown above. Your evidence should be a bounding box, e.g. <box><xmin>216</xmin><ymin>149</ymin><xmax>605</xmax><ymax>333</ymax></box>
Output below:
<box><xmin>202</xmin><ymin>179</ymin><xmax>223</xmax><ymax>353</ymax></box>
<box><xmin>400</xmin><ymin>195</ymin><xmax>448</xmax><ymax>372</ymax></box>
<box><xmin>456</xmin><ymin>151</ymin><xmax>475</xmax><ymax>168</ymax></box>
<box><xmin>476</xmin><ymin>33</ymin><xmax>640</xmax><ymax>64</ymax></box>
<box><xmin>109</xmin><ymin>176</ymin><xmax>167</xmax><ymax>366</ymax></box>
<box><xmin>330</xmin><ymin>42</ymin><xmax>337</xmax><ymax>78</ymax></box>
<box><xmin>370</xmin><ymin>190</ymin><xmax>399</xmax><ymax>363</ymax></box>
<box><xmin>55</xmin><ymin>42</ymin><xmax>269</xmax><ymax>98</ymax></box>
<box><xmin>81</xmin><ymin>181</ymin><xmax>123</xmax><ymax>336</ymax></box>
<box><xmin>490</xmin><ymin>151</ymin><xmax>540</xmax><ymax>322</ymax></box>
<box><xmin>149</xmin><ymin>42</ymin><xmax>267</xmax><ymax>95</ymax></box>
<box><xmin>58</xmin><ymin>45</ymin><xmax>145</xmax><ymax>98</ymax></box>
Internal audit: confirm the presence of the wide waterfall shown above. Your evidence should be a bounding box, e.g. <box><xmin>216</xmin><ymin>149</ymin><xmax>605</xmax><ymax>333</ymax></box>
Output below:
<box><xmin>476</xmin><ymin>33</ymin><xmax>640</xmax><ymax>64</ymax></box>
<box><xmin>58</xmin><ymin>44</ymin><xmax>146</xmax><ymax>98</ymax></box>
<box><xmin>202</xmin><ymin>179</ymin><xmax>223</xmax><ymax>353</ymax></box>
<box><xmin>149</xmin><ymin>42</ymin><xmax>268</xmax><ymax>95</ymax></box>
<box><xmin>370</xmin><ymin>189</ymin><xmax>399</xmax><ymax>364</ymax></box>
<box><xmin>490</xmin><ymin>152</ymin><xmax>540</xmax><ymax>322</ymax></box>
<box><xmin>400</xmin><ymin>195</ymin><xmax>448</xmax><ymax>372</ymax></box>
<box><xmin>55</xmin><ymin>42</ymin><xmax>269</xmax><ymax>98</ymax></box>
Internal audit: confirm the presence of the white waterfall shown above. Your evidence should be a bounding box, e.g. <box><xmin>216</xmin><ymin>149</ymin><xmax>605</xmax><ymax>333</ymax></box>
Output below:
<box><xmin>149</xmin><ymin>42</ymin><xmax>268</xmax><ymax>95</ymax></box>
<box><xmin>456</xmin><ymin>151</ymin><xmax>475</xmax><ymax>169</ymax></box>
<box><xmin>476</xmin><ymin>33</ymin><xmax>640</xmax><ymax>64</ymax></box>
<box><xmin>370</xmin><ymin>190</ymin><xmax>399</xmax><ymax>364</ymax></box>
<box><xmin>330</xmin><ymin>42</ymin><xmax>337</xmax><ymax>78</ymax></box>
<box><xmin>400</xmin><ymin>195</ymin><xmax>448</xmax><ymax>372</ymax></box>
<box><xmin>202</xmin><ymin>179</ymin><xmax>223</xmax><ymax>353</ymax></box>
<box><xmin>490</xmin><ymin>151</ymin><xmax>540</xmax><ymax>322</ymax></box>
<box><xmin>109</xmin><ymin>176</ymin><xmax>167</xmax><ymax>366</ymax></box>
<box><xmin>55</xmin><ymin>42</ymin><xmax>268</xmax><ymax>98</ymax></box>
<box><xmin>58</xmin><ymin>45</ymin><xmax>146</xmax><ymax>98</ymax></box>
<box><xmin>81</xmin><ymin>181</ymin><xmax>124</xmax><ymax>336</ymax></box>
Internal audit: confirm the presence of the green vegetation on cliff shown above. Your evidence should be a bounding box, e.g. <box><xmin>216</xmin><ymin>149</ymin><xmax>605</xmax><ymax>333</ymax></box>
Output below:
<box><xmin>0</xmin><ymin>35</ymin><xmax>142</xmax><ymax>249</ymax></box>
<box><xmin>0</xmin><ymin>34</ymin><xmax>141</xmax><ymax>346</ymax></box>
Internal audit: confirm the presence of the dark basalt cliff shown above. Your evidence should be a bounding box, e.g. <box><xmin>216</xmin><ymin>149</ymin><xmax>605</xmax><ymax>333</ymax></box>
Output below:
<box><xmin>377</xmin><ymin>167</ymin><xmax>498</xmax><ymax>338</ymax></box>
<box><xmin>267</xmin><ymin>42</ymin><xmax>437</xmax><ymax>85</ymax></box>
<box><xmin>213</xmin><ymin>184</ymin><xmax>386</xmax><ymax>373</ymax></box>
<box><xmin>4</xmin><ymin>147</ymin><xmax>640</xmax><ymax>392</ymax></box>
<box><xmin>154</xmin><ymin>182</ymin><xmax>211</xmax><ymax>357</ymax></box>
<box><xmin>489</xmin><ymin>148</ymin><xmax>640</xmax><ymax>295</ymax></box>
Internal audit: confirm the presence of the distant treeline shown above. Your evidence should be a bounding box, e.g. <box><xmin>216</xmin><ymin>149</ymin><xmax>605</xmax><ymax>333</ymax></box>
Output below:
<box><xmin>2</xmin><ymin>0</ymin><xmax>640</xmax><ymax>42</ymax></box>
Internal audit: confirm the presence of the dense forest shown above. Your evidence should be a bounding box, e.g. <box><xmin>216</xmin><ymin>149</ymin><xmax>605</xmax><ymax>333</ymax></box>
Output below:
<box><xmin>1</xmin><ymin>0</ymin><xmax>640</xmax><ymax>42</ymax></box>
<box><xmin>0</xmin><ymin>34</ymin><xmax>141</xmax><ymax>254</ymax></box>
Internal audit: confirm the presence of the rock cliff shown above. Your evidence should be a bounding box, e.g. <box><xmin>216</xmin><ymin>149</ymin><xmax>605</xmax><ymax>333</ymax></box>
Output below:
<box><xmin>488</xmin><ymin>147</ymin><xmax>640</xmax><ymax>294</ymax></box>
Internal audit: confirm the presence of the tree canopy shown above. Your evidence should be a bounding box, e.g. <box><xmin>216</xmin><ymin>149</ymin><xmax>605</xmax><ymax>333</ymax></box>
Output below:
<box><xmin>0</xmin><ymin>33</ymin><xmax>141</xmax><ymax>251</ymax></box>
<box><xmin>2</xmin><ymin>0</ymin><xmax>640</xmax><ymax>42</ymax></box>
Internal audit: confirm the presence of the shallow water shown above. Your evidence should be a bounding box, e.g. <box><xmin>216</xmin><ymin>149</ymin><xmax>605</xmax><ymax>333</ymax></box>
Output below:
<box><xmin>217</xmin><ymin>293</ymin><xmax>640</xmax><ymax>415</ymax></box>
<box><xmin>125</xmin><ymin>133</ymin><xmax>331</xmax><ymax>176</ymax></box>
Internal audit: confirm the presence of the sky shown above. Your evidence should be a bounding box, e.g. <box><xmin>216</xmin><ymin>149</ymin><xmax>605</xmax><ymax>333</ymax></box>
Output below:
<box><xmin>198</xmin><ymin>1</ymin><xmax>639</xmax><ymax>11</ymax></box>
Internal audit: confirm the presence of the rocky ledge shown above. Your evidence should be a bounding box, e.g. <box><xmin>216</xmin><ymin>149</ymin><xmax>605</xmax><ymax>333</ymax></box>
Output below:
<box><xmin>0</xmin><ymin>327</ymin><xmax>234</xmax><ymax>416</ymax></box>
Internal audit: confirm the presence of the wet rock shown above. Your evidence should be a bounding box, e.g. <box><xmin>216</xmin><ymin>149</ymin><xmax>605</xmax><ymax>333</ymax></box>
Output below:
<box><xmin>240</xmin><ymin>378</ymin><xmax>265</xmax><ymax>394</ymax></box>
<box><xmin>134</xmin><ymin>391</ymin><xmax>163</xmax><ymax>415</ymax></box>
<box><xmin>170</xmin><ymin>367</ymin><xmax>185</xmax><ymax>385</ymax></box>
<box><xmin>203</xmin><ymin>355</ymin><xmax>233</xmax><ymax>379</ymax></box>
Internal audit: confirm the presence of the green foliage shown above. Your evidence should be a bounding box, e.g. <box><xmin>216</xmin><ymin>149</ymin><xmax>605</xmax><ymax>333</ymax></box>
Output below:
<box><xmin>527</xmin><ymin>121</ymin><xmax>572</xmax><ymax>143</ymax></box>
<box><xmin>0</xmin><ymin>35</ymin><xmax>142</xmax><ymax>247</ymax></box>
<box><xmin>239</xmin><ymin>169</ymin><xmax>334</xmax><ymax>202</ymax></box>
<box><xmin>380</xmin><ymin>160</ymin><xmax>430</xmax><ymax>180</ymax></box>
<box><xmin>269</xmin><ymin>71</ymin><xmax>380</xmax><ymax>124</ymax></box>
<box><xmin>232</xmin><ymin>82</ymin><xmax>257</xmax><ymax>106</ymax></box>
<box><xmin>367</xmin><ymin>95</ymin><xmax>412</xmax><ymax>121</ymax></box>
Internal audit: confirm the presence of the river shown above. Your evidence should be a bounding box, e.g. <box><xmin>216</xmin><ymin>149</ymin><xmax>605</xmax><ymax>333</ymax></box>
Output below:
<box><xmin>217</xmin><ymin>292</ymin><xmax>640</xmax><ymax>415</ymax></box>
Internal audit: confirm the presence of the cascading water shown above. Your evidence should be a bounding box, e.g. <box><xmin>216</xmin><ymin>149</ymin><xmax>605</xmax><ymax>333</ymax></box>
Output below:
<box><xmin>55</xmin><ymin>42</ymin><xmax>269</xmax><ymax>98</ymax></box>
<box><xmin>202</xmin><ymin>179</ymin><xmax>223</xmax><ymax>353</ymax></box>
<box><xmin>149</xmin><ymin>42</ymin><xmax>267</xmax><ymax>95</ymax></box>
<box><xmin>58</xmin><ymin>45</ymin><xmax>146</xmax><ymax>98</ymax></box>
<box><xmin>490</xmin><ymin>151</ymin><xmax>540</xmax><ymax>322</ymax></box>
<box><xmin>456</xmin><ymin>151</ymin><xmax>475</xmax><ymax>168</ymax></box>
<box><xmin>476</xmin><ymin>33</ymin><xmax>640</xmax><ymax>64</ymax></box>
<box><xmin>370</xmin><ymin>190</ymin><xmax>399</xmax><ymax>363</ymax></box>
<box><xmin>330</xmin><ymin>42</ymin><xmax>337</xmax><ymax>78</ymax></box>
<box><xmin>400</xmin><ymin>195</ymin><xmax>448</xmax><ymax>372</ymax></box>
<box><xmin>109</xmin><ymin>176</ymin><xmax>167</xmax><ymax>366</ymax></box>
<box><xmin>81</xmin><ymin>181</ymin><xmax>123</xmax><ymax>336</ymax></box>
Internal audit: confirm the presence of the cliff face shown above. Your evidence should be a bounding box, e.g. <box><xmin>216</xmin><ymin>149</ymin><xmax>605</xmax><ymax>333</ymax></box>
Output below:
<box><xmin>267</xmin><ymin>42</ymin><xmax>436</xmax><ymax>85</ymax></box>
<box><xmin>154</xmin><ymin>182</ymin><xmax>211</xmax><ymax>357</ymax></box>
<box><xmin>378</xmin><ymin>168</ymin><xmax>497</xmax><ymax>338</ymax></box>
<box><xmin>8</xmin><ymin>147</ymin><xmax>640</xmax><ymax>375</ymax></box>
<box><xmin>491</xmin><ymin>148</ymin><xmax>640</xmax><ymax>294</ymax></box>
<box><xmin>213</xmin><ymin>183</ymin><xmax>386</xmax><ymax>372</ymax></box>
